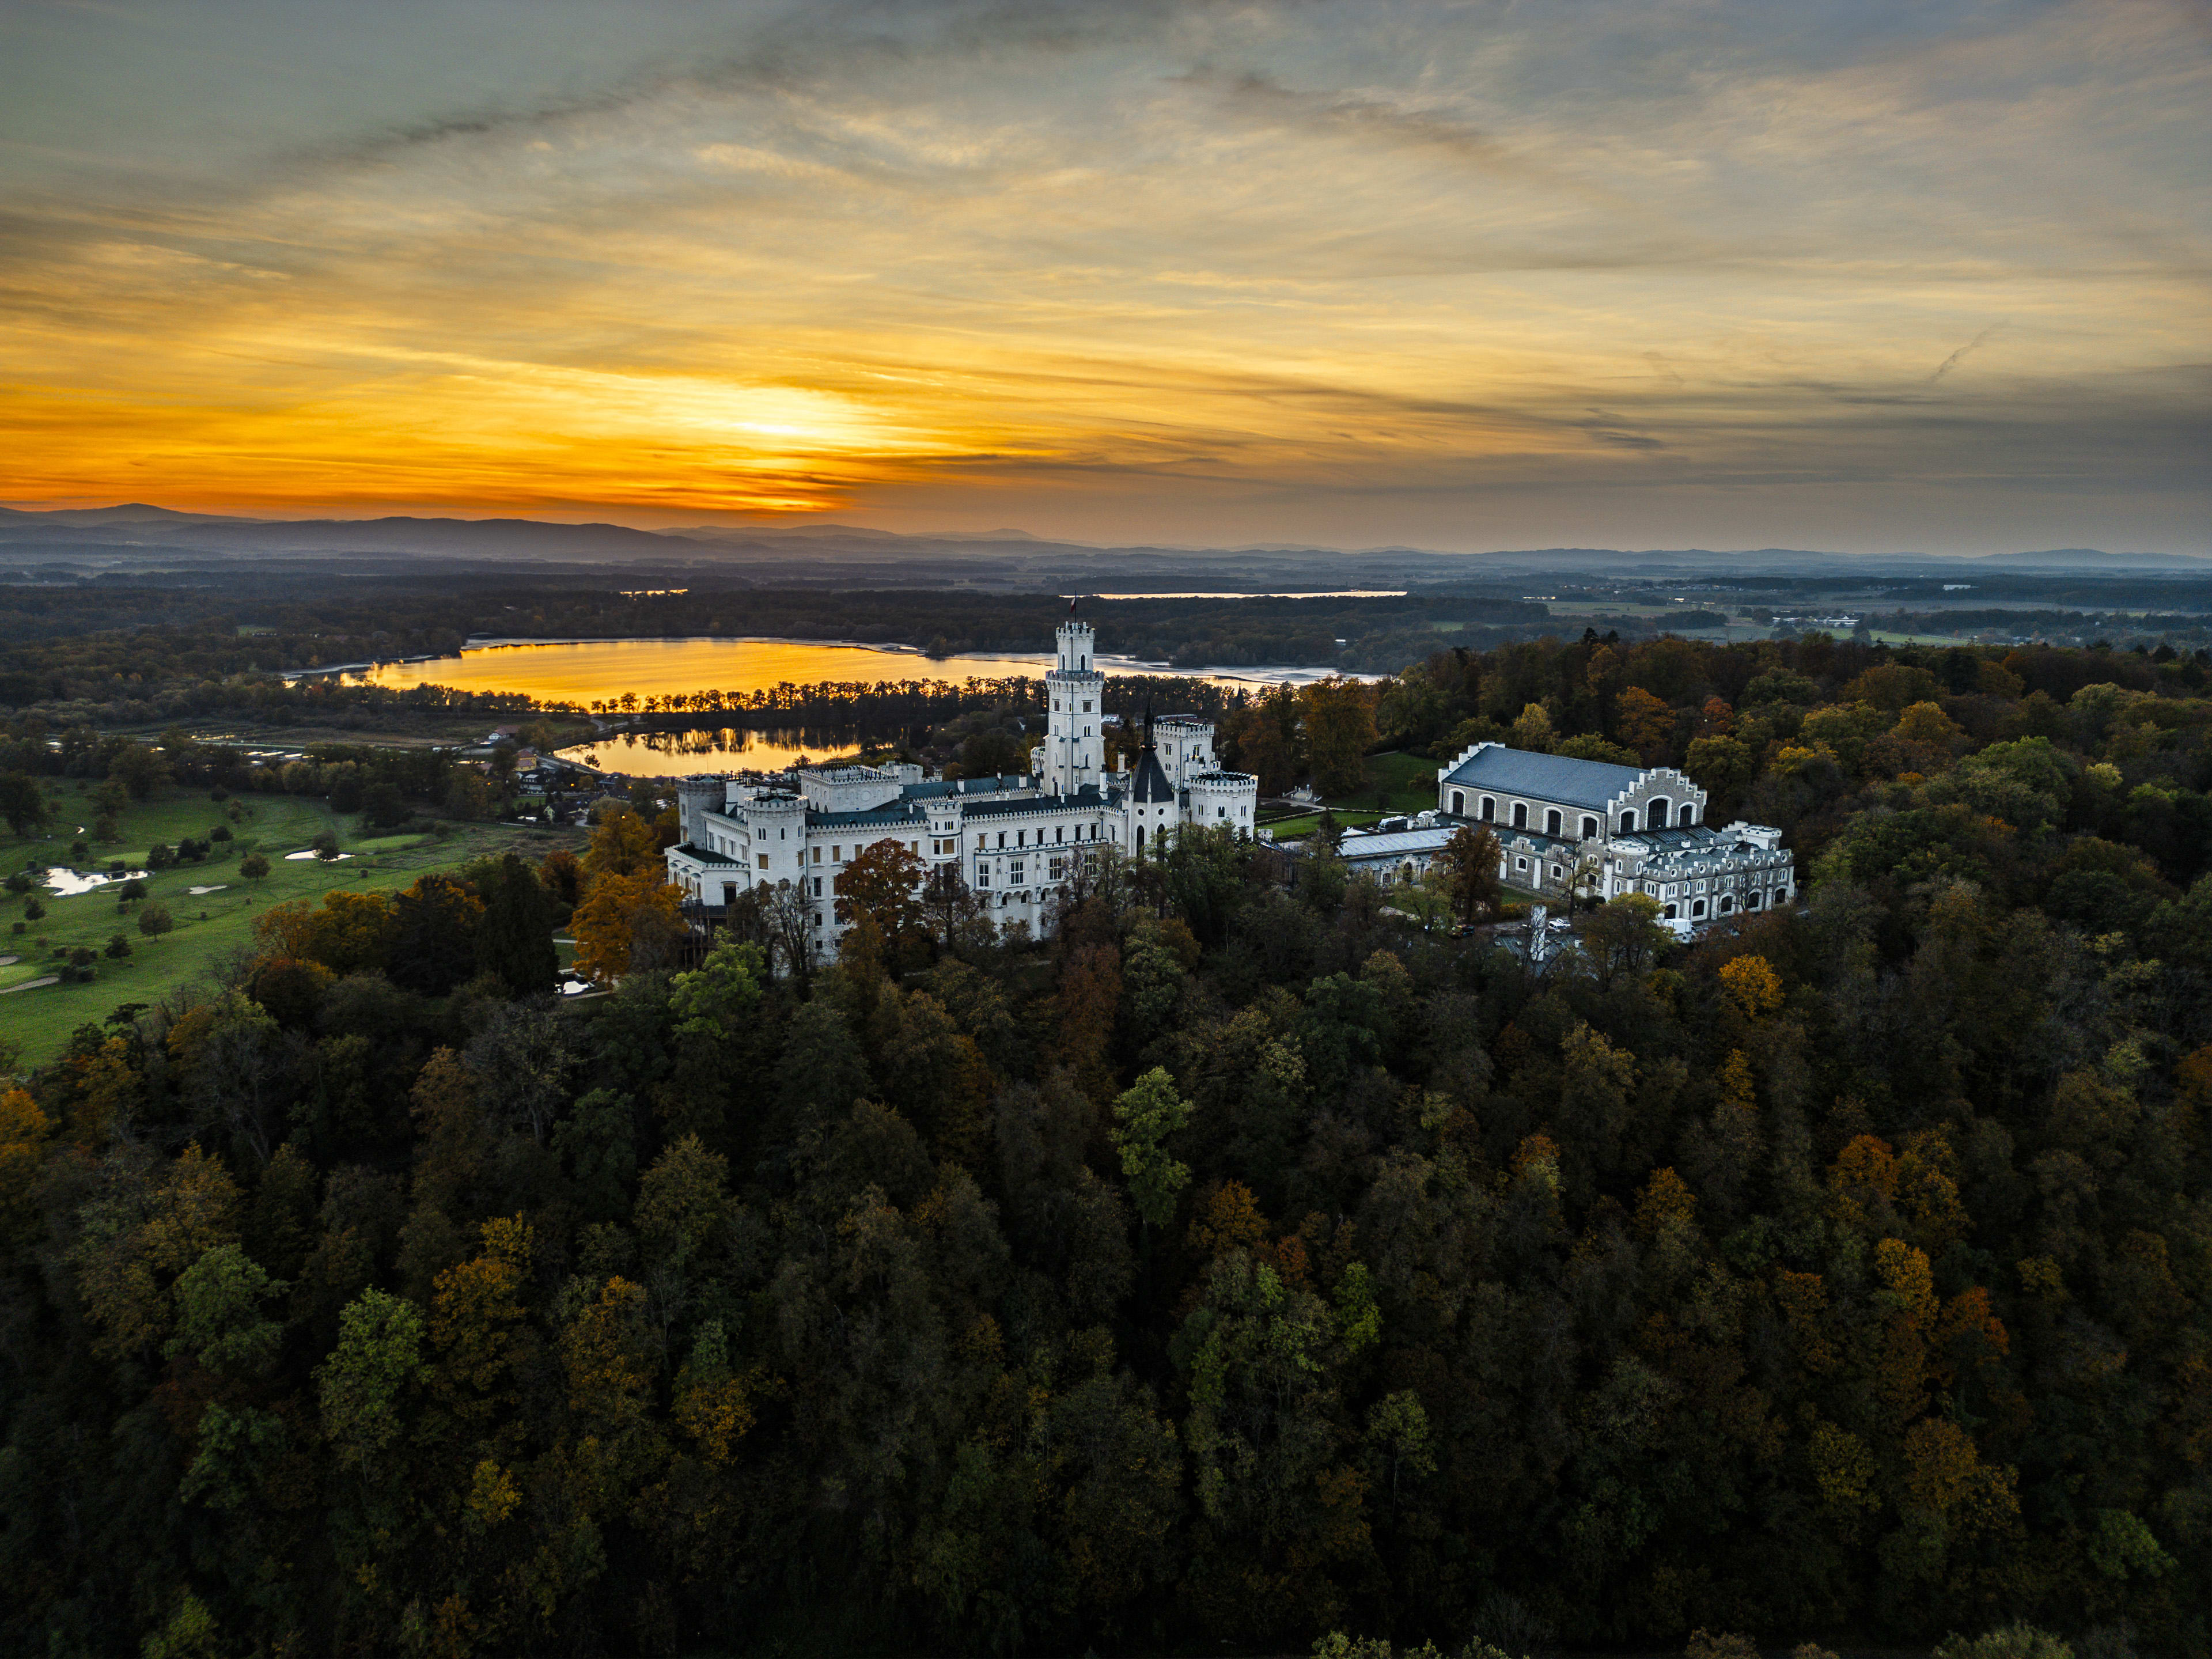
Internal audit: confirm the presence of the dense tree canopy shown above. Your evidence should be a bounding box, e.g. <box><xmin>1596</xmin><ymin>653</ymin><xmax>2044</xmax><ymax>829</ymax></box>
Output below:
<box><xmin>1</xmin><ymin>632</ymin><xmax>2210</xmax><ymax>1657</ymax></box>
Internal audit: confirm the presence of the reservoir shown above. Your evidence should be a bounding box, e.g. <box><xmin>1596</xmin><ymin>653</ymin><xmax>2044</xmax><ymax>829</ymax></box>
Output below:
<box><xmin>339</xmin><ymin>637</ymin><xmax>1364</xmax><ymax>778</ymax></box>
<box><xmin>341</xmin><ymin>636</ymin><xmax>1355</xmax><ymax>705</ymax></box>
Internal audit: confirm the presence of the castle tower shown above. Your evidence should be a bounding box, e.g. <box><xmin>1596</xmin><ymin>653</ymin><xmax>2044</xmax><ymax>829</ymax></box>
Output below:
<box><xmin>1043</xmin><ymin>615</ymin><xmax>1105</xmax><ymax>796</ymax></box>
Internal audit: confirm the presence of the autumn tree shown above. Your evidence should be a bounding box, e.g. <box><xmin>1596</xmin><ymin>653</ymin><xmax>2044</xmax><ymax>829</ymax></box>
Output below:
<box><xmin>1431</xmin><ymin>824</ymin><xmax>1503</xmax><ymax>925</ymax></box>
<box><xmin>572</xmin><ymin>869</ymin><xmax>687</xmax><ymax>984</ymax></box>
<box><xmin>1299</xmin><ymin>679</ymin><xmax>1377</xmax><ymax>797</ymax></box>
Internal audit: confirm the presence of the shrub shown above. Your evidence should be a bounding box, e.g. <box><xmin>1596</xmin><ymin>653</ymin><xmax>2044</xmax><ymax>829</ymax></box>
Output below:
<box><xmin>118</xmin><ymin>878</ymin><xmax>147</xmax><ymax>903</ymax></box>
<box><xmin>1933</xmin><ymin>1628</ymin><xmax>2074</xmax><ymax>1659</ymax></box>
<box><xmin>68</xmin><ymin>838</ymin><xmax>88</xmax><ymax>861</ymax></box>
<box><xmin>23</xmin><ymin>898</ymin><xmax>43</xmax><ymax>922</ymax></box>
<box><xmin>146</xmin><ymin>843</ymin><xmax>177</xmax><ymax>871</ymax></box>
<box><xmin>138</xmin><ymin>903</ymin><xmax>175</xmax><ymax>938</ymax></box>
<box><xmin>2</xmin><ymin>872</ymin><xmax>29</xmax><ymax>895</ymax></box>
<box><xmin>239</xmin><ymin>852</ymin><xmax>270</xmax><ymax>882</ymax></box>
<box><xmin>103</xmin><ymin>933</ymin><xmax>132</xmax><ymax>959</ymax></box>
<box><xmin>312</xmin><ymin>832</ymin><xmax>341</xmax><ymax>862</ymax></box>
<box><xmin>210</xmin><ymin>824</ymin><xmax>233</xmax><ymax>843</ymax></box>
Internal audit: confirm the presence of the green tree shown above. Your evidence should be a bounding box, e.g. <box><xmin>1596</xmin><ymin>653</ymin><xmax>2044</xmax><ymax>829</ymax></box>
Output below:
<box><xmin>316</xmin><ymin>1288</ymin><xmax>427</xmax><ymax>1484</ymax></box>
<box><xmin>471</xmin><ymin>851</ymin><xmax>559</xmax><ymax>994</ymax></box>
<box><xmin>1112</xmin><ymin>1067</ymin><xmax>1194</xmax><ymax>1230</ymax></box>
<box><xmin>0</xmin><ymin>772</ymin><xmax>48</xmax><ymax>835</ymax></box>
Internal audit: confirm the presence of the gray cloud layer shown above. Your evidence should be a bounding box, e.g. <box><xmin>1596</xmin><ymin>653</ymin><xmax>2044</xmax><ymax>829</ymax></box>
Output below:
<box><xmin>1</xmin><ymin>0</ymin><xmax>2205</xmax><ymax>550</ymax></box>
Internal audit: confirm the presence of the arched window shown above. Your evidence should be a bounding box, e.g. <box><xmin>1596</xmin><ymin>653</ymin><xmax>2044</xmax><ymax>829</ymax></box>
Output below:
<box><xmin>1619</xmin><ymin>809</ymin><xmax>1637</xmax><ymax>834</ymax></box>
<box><xmin>1480</xmin><ymin>796</ymin><xmax>1495</xmax><ymax>821</ymax></box>
<box><xmin>1648</xmin><ymin>798</ymin><xmax>1671</xmax><ymax>828</ymax></box>
<box><xmin>1134</xmin><ymin>825</ymin><xmax>1145</xmax><ymax>850</ymax></box>
<box><xmin>1664</xmin><ymin>902</ymin><xmax>1677</xmax><ymax>919</ymax></box>
<box><xmin>1581</xmin><ymin>816</ymin><xmax>1598</xmax><ymax>839</ymax></box>
<box><xmin>1450</xmin><ymin>789</ymin><xmax>1465</xmax><ymax>815</ymax></box>
<box><xmin>1680</xmin><ymin>802</ymin><xmax>1696</xmax><ymax>824</ymax></box>
<box><xmin>1745</xmin><ymin>892</ymin><xmax>1762</xmax><ymax>910</ymax></box>
<box><xmin>1719</xmin><ymin>895</ymin><xmax>1734</xmax><ymax>912</ymax></box>
<box><xmin>1512</xmin><ymin>801</ymin><xmax>1528</xmax><ymax>830</ymax></box>
<box><xmin>1692</xmin><ymin>898</ymin><xmax>1707</xmax><ymax>918</ymax></box>
<box><xmin>1544</xmin><ymin>809</ymin><xmax>1561</xmax><ymax>838</ymax></box>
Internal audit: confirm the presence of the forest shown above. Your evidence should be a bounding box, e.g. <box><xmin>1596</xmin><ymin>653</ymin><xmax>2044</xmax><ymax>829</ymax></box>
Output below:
<box><xmin>1</xmin><ymin>629</ymin><xmax>2209</xmax><ymax>1659</ymax></box>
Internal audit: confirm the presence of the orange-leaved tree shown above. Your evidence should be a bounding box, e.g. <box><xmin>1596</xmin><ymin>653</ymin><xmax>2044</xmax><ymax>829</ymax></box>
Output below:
<box><xmin>573</xmin><ymin>869</ymin><xmax>687</xmax><ymax>984</ymax></box>
<box><xmin>834</xmin><ymin>838</ymin><xmax>927</xmax><ymax>969</ymax></box>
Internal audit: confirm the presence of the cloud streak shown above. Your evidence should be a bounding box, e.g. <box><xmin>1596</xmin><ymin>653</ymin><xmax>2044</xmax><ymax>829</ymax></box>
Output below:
<box><xmin>1929</xmin><ymin>323</ymin><xmax>2008</xmax><ymax>384</ymax></box>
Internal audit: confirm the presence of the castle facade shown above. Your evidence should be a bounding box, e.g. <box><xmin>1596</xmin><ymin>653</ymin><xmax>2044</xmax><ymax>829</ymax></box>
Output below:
<box><xmin>662</xmin><ymin>619</ymin><xmax>1261</xmax><ymax>957</ymax></box>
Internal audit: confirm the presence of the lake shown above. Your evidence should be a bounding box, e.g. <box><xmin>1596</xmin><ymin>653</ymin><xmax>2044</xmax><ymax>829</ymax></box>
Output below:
<box><xmin>554</xmin><ymin>726</ymin><xmax>868</xmax><ymax>778</ymax></box>
<box><xmin>336</xmin><ymin>636</ymin><xmax>1370</xmax><ymax>778</ymax></box>
<box><xmin>340</xmin><ymin>636</ymin><xmax>1357</xmax><ymax>705</ymax></box>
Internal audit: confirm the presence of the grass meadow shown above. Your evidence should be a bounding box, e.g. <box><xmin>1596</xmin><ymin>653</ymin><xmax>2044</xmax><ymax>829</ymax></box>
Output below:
<box><xmin>0</xmin><ymin>779</ymin><xmax>581</xmax><ymax>1065</ymax></box>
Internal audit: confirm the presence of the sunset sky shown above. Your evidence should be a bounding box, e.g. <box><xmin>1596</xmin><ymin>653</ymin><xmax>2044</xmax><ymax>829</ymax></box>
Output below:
<box><xmin>2</xmin><ymin>0</ymin><xmax>2206</xmax><ymax>552</ymax></box>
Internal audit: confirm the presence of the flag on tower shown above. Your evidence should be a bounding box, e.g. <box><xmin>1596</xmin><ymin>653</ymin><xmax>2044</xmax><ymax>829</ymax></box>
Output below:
<box><xmin>1067</xmin><ymin>596</ymin><xmax>1077</xmax><ymax>615</ymax></box>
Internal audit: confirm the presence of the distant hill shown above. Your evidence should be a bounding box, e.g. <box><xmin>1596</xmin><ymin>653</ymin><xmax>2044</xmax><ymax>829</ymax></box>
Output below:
<box><xmin>0</xmin><ymin>505</ymin><xmax>2200</xmax><ymax>581</ymax></box>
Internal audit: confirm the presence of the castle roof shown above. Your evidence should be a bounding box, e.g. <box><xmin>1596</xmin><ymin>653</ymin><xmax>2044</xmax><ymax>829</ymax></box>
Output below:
<box><xmin>1441</xmin><ymin>744</ymin><xmax>1649</xmax><ymax>810</ymax></box>
<box><xmin>1130</xmin><ymin>744</ymin><xmax>1176</xmax><ymax>804</ymax></box>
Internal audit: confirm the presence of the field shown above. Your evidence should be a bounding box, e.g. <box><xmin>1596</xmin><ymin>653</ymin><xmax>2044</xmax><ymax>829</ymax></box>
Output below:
<box><xmin>0</xmin><ymin>781</ymin><xmax>583</xmax><ymax>1065</ymax></box>
<box><xmin>1329</xmin><ymin>750</ymin><xmax>1441</xmax><ymax>814</ymax></box>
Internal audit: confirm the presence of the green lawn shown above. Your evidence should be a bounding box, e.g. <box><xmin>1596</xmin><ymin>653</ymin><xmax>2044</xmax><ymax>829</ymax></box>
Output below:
<box><xmin>1264</xmin><ymin>810</ymin><xmax>1386</xmax><ymax>842</ymax></box>
<box><xmin>1326</xmin><ymin>751</ymin><xmax>1440</xmax><ymax>815</ymax></box>
<box><xmin>0</xmin><ymin>781</ymin><xmax>580</xmax><ymax>1065</ymax></box>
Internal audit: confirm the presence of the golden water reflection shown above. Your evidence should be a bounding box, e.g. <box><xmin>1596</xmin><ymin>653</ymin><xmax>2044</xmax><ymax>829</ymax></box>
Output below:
<box><xmin>343</xmin><ymin>636</ymin><xmax>1347</xmax><ymax>706</ymax></box>
<box><xmin>555</xmin><ymin>728</ymin><xmax>860</xmax><ymax>778</ymax></box>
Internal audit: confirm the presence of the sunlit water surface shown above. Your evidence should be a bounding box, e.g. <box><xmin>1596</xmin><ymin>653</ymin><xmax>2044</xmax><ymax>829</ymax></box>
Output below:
<box><xmin>335</xmin><ymin>638</ymin><xmax>1361</xmax><ymax>777</ymax></box>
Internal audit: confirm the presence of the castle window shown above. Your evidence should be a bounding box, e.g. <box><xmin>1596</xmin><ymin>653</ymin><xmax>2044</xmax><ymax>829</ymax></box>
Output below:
<box><xmin>1545</xmin><ymin>809</ymin><xmax>1561</xmax><ymax>838</ymax></box>
<box><xmin>757</xmin><ymin>855</ymin><xmax>770</xmax><ymax>870</ymax></box>
<box><xmin>1450</xmin><ymin>789</ymin><xmax>1465</xmax><ymax>815</ymax></box>
<box><xmin>1582</xmin><ymin>816</ymin><xmax>1598</xmax><ymax>839</ymax></box>
<box><xmin>1681</xmin><ymin>803</ymin><xmax>1697</xmax><ymax>824</ymax></box>
<box><xmin>1514</xmin><ymin>856</ymin><xmax>1528</xmax><ymax>871</ymax></box>
<box><xmin>1619</xmin><ymin>809</ymin><xmax>1637</xmax><ymax>834</ymax></box>
<box><xmin>1692</xmin><ymin>899</ymin><xmax>1707</xmax><ymax>918</ymax></box>
<box><xmin>1649</xmin><ymin>798</ymin><xmax>1671</xmax><ymax>828</ymax></box>
<box><xmin>1480</xmin><ymin>796</ymin><xmax>1494</xmax><ymax>820</ymax></box>
<box><xmin>1512</xmin><ymin>802</ymin><xmax>1528</xmax><ymax>829</ymax></box>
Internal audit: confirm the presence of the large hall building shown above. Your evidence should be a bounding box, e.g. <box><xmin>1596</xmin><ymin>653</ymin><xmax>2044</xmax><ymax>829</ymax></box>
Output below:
<box><xmin>662</xmin><ymin>618</ymin><xmax>1260</xmax><ymax>957</ymax></box>
<box><xmin>1436</xmin><ymin>740</ymin><xmax>1797</xmax><ymax>923</ymax></box>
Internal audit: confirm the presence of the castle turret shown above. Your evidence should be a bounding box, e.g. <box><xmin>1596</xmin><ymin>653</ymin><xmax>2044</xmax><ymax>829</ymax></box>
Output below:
<box><xmin>675</xmin><ymin>775</ymin><xmax>725</xmax><ymax>847</ymax></box>
<box><xmin>1043</xmin><ymin>613</ymin><xmax>1105</xmax><ymax>796</ymax></box>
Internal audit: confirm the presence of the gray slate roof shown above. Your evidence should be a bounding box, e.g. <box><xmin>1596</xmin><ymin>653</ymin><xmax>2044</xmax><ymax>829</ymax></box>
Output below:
<box><xmin>1336</xmin><ymin>828</ymin><xmax>1456</xmax><ymax>860</ymax></box>
<box><xmin>1130</xmin><ymin>745</ymin><xmax>1176</xmax><ymax>804</ymax></box>
<box><xmin>1441</xmin><ymin>745</ymin><xmax>1646</xmax><ymax>810</ymax></box>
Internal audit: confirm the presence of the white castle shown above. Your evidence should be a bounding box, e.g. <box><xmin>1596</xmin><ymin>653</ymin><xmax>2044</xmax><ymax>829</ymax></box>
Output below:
<box><xmin>662</xmin><ymin>618</ymin><xmax>1260</xmax><ymax>957</ymax></box>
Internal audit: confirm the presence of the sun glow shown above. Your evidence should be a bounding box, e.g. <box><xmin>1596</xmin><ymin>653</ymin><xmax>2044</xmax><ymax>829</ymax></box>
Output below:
<box><xmin>0</xmin><ymin>1</ymin><xmax>2202</xmax><ymax>546</ymax></box>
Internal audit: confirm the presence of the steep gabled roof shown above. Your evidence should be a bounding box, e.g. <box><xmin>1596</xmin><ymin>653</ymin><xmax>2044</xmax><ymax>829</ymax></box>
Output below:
<box><xmin>1130</xmin><ymin>744</ymin><xmax>1176</xmax><ymax>804</ymax></box>
<box><xmin>1441</xmin><ymin>744</ymin><xmax>1647</xmax><ymax>810</ymax></box>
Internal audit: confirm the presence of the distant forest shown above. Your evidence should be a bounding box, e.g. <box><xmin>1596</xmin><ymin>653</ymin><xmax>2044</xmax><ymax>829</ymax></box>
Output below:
<box><xmin>2</xmin><ymin>627</ymin><xmax>2210</xmax><ymax>1657</ymax></box>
